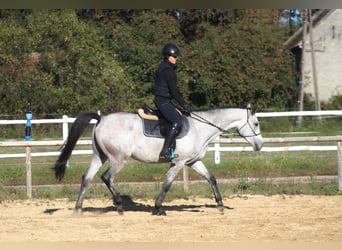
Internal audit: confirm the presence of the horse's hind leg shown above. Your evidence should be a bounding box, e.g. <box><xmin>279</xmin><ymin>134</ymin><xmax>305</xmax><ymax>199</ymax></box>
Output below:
<box><xmin>191</xmin><ymin>161</ymin><xmax>225</xmax><ymax>213</ymax></box>
<box><xmin>75</xmin><ymin>155</ymin><xmax>104</xmax><ymax>211</ymax></box>
<box><xmin>101</xmin><ymin>159</ymin><xmax>126</xmax><ymax>214</ymax></box>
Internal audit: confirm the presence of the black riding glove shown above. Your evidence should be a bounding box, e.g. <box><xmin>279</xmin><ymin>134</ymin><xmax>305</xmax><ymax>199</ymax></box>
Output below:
<box><xmin>183</xmin><ymin>103</ymin><xmax>193</xmax><ymax>113</ymax></box>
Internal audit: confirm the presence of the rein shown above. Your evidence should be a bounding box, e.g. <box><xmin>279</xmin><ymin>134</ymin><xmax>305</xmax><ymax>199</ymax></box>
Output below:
<box><xmin>190</xmin><ymin>109</ymin><xmax>260</xmax><ymax>137</ymax></box>
<box><xmin>190</xmin><ymin>112</ymin><xmax>226</xmax><ymax>132</ymax></box>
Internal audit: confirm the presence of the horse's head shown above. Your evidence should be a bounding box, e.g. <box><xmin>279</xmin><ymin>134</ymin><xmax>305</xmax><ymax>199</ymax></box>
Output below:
<box><xmin>236</xmin><ymin>104</ymin><xmax>263</xmax><ymax>151</ymax></box>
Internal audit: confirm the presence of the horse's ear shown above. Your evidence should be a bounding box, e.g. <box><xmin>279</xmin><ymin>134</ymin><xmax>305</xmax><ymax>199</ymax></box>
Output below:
<box><xmin>247</xmin><ymin>103</ymin><xmax>257</xmax><ymax>114</ymax></box>
<box><xmin>253</xmin><ymin>102</ymin><xmax>260</xmax><ymax>114</ymax></box>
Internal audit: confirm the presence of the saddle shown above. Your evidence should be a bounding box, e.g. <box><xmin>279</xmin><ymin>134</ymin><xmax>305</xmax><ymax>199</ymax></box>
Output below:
<box><xmin>138</xmin><ymin>103</ymin><xmax>189</xmax><ymax>139</ymax></box>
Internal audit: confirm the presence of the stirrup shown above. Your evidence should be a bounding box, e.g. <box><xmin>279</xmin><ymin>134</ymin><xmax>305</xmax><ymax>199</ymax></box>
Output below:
<box><xmin>159</xmin><ymin>148</ymin><xmax>178</xmax><ymax>162</ymax></box>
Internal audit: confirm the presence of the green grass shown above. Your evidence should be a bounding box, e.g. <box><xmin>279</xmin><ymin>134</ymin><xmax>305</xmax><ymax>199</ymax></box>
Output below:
<box><xmin>1</xmin><ymin>178</ymin><xmax>339</xmax><ymax>203</ymax></box>
<box><xmin>0</xmin><ymin>148</ymin><xmax>340</xmax><ymax>201</ymax></box>
<box><xmin>0</xmin><ymin>150</ymin><xmax>337</xmax><ymax>186</ymax></box>
<box><xmin>258</xmin><ymin>116</ymin><xmax>342</xmax><ymax>135</ymax></box>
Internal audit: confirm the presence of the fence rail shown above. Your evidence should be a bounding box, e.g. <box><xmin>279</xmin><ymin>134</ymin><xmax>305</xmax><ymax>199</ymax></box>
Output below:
<box><xmin>209</xmin><ymin>136</ymin><xmax>342</xmax><ymax>162</ymax></box>
<box><xmin>0</xmin><ymin>109</ymin><xmax>341</xmax><ymax>140</ymax></box>
<box><xmin>1</xmin><ymin>136</ymin><xmax>342</xmax><ymax>197</ymax></box>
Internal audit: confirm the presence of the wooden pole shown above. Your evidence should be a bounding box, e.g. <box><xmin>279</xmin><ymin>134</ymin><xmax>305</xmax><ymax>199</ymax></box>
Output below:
<box><xmin>25</xmin><ymin>98</ymin><xmax>32</xmax><ymax>198</ymax></box>
<box><xmin>295</xmin><ymin>9</ymin><xmax>307</xmax><ymax>128</ymax></box>
<box><xmin>338</xmin><ymin>141</ymin><xmax>342</xmax><ymax>191</ymax></box>
<box><xmin>25</xmin><ymin>146</ymin><xmax>32</xmax><ymax>198</ymax></box>
<box><xmin>308</xmin><ymin>9</ymin><xmax>322</xmax><ymax>119</ymax></box>
<box><xmin>183</xmin><ymin>166</ymin><xmax>189</xmax><ymax>192</ymax></box>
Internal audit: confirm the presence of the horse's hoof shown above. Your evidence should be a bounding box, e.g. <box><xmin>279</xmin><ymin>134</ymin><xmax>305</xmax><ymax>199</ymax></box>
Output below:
<box><xmin>217</xmin><ymin>205</ymin><xmax>225</xmax><ymax>214</ymax></box>
<box><xmin>158</xmin><ymin>157</ymin><xmax>170</xmax><ymax>163</ymax></box>
<box><xmin>152</xmin><ymin>208</ymin><xmax>167</xmax><ymax>216</ymax></box>
<box><xmin>74</xmin><ymin>207</ymin><xmax>83</xmax><ymax>214</ymax></box>
<box><xmin>117</xmin><ymin>205</ymin><xmax>124</xmax><ymax>215</ymax></box>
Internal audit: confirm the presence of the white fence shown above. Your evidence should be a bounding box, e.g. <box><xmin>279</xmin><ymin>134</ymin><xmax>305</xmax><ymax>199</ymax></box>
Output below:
<box><xmin>1</xmin><ymin>110</ymin><xmax>342</xmax><ymax>197</ymax></box>
<box><xmin>1</xmin><ymin>110</ymin><xmax>342</xmax><ymax>158</ymax></box>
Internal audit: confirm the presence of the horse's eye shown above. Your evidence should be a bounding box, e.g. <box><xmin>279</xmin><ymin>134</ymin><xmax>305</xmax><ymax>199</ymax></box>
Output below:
<box><xmin>255</xmin><ymin>123</ymin><xmax>259</xmax><ymax>127</ymax></box>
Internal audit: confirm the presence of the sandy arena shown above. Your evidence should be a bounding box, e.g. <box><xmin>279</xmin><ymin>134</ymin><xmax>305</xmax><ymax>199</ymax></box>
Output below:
<box><xmin>1</xmin><ymin>195</ymin><xmax>342</xmax><ymax>249</ymax></box>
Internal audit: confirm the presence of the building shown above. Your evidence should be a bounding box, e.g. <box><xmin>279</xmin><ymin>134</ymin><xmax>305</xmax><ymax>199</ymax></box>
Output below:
<box><xmin>284</xmin><ymin>9</ymin><xmax>342</xmax><ymax>103</ymax></box>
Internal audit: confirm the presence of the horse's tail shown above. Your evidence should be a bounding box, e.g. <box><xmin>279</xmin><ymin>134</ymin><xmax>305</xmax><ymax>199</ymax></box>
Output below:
<box><xmin>54</xmin><ymin>112</ymin><xmax>101</xmax><ymax>181</ymax></box>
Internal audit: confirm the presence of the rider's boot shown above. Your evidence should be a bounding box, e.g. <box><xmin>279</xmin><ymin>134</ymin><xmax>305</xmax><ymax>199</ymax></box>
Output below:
<box><xmin>159</xmin><ymin>124</ymin><xmax>179</xmax><ymax>162</ymax></box>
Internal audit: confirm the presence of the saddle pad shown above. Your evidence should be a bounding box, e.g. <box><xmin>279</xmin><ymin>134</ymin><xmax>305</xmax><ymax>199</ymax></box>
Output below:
<box><xmin>138</xmin><ymin>109</ymin><xmax>158</xmax><ymax>120</ymax></box>
<box><xmin>141</xmin><ymin>115</ymin><xmax>190</xmax><ymax>139</ymax></box>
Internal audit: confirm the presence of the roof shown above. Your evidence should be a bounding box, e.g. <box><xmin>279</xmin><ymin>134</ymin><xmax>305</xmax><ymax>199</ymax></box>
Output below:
<box><xmin>283</xmin><ymin>9</ymin><xmax>335</xmax><ymax>50</ymax></box>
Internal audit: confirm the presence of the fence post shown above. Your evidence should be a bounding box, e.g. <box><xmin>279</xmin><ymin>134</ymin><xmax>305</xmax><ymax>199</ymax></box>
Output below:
<box><xmin>25</xmin><ymin>145</ymin><xmax>32</xmax><ymax>198</ymax></box>
<box><xmin>183</xmin><ymin>166</ymin><xmax>189</xmax><ymax>192</ymax></box>
<box><xmin>62</xmin><ymin>115</ymin><xmax>70</xmax><ymax>167</ymax></box>
<box><xmin>62</xmin><ymin>115</ymin><xmax>68</xmax><ymax>142</ymax></box>
<box><xmin>214</xmin><ymin>143</ymin><xmax>220</xmax><ymax>164</ymax></box>
<box><xmin>337</xmin><ymin>141</ymin><xmax>342</xmax><ymax>191</ymax></box>
<box><xmin>25</xmin><ymin>100</ymin><xmax>32</xmax><ymax>198</ymax></box>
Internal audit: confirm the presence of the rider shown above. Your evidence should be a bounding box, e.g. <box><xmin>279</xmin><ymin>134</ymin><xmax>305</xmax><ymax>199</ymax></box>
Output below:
<box><xmin>153</xmin><ymin>43</ymin><xmax>193</xmax><ymax>161</ymax></box>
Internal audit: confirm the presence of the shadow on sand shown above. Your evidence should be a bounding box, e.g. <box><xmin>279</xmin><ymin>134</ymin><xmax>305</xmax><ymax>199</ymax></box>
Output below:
<box><xmin>44</xmin><ymin>195</ymin><xmax>233</xmax><ymax>215</ymax></box>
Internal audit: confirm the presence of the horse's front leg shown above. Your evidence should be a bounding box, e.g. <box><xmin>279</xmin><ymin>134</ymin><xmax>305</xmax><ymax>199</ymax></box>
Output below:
<box><xmin>153</xmin><ymin>162</ymin><xmax>183</xmax><ymax>216</ymax></box>
<box><xmin>191</xmin><ymin>161</ymin><xmax>225</xmax><ymax>213</ymax></box>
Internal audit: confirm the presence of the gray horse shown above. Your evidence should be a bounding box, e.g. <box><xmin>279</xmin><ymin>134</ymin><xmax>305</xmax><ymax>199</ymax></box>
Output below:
<box><xmin>54</xmin><ymin>105</ymin><xmax>263</xmax><ymax>215</ymax></box>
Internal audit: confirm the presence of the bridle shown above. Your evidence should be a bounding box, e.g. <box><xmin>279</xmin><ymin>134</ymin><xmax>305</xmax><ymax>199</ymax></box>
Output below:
<box><xmin>236</xmin><ymin>107</ymin><xmax>261</xmax><ymax>137</ymax></box>
<box><xmin>190</xmin><ymin>108</ymin><xmax>260</xmax><ymax>138</ymax></box>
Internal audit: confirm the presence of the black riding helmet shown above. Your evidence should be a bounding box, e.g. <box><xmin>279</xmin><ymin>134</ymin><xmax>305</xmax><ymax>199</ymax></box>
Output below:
<box><xmin>162</xmin><ymin>43</ymin><xmax>180</xmax><ymax>58</ymax></box>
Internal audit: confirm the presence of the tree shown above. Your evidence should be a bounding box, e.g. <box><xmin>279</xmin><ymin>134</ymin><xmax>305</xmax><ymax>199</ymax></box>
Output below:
<box><xmin>0</xmin><ymin>14</ymin><xmax>36</xmax><ymax>115</ymax></box>
<box><xmin>0</xmin><ymin>9</ymin><xmax>299</xmax><ymax>116</ymax></box>
<box><xmin>179</xmin><ymin>10</ymin><xmax>297</xmax><ymax>110</ymax></box>
<box><xmin>105</xmin><ymin>10</ymin><xmax>187</xmax><ymax>108</ymax></box>
<box><xmin>0</xmin><ymin>10</ymin><xmax>134</xmax><ymax>116</ymax></box>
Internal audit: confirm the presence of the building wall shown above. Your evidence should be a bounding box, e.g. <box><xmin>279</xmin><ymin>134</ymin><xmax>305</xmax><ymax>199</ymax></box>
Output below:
<box><xmin>304</xmin><ymin>9</ymin><xmax>342</xmax><ymax>102</ymax></box>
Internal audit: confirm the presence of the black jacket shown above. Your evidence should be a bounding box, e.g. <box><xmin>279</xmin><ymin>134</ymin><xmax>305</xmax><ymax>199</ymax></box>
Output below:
<box><xmin>153</xmin><ymin>59</ymin><xmax>186</xmax><ymax>107</ymax></box>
